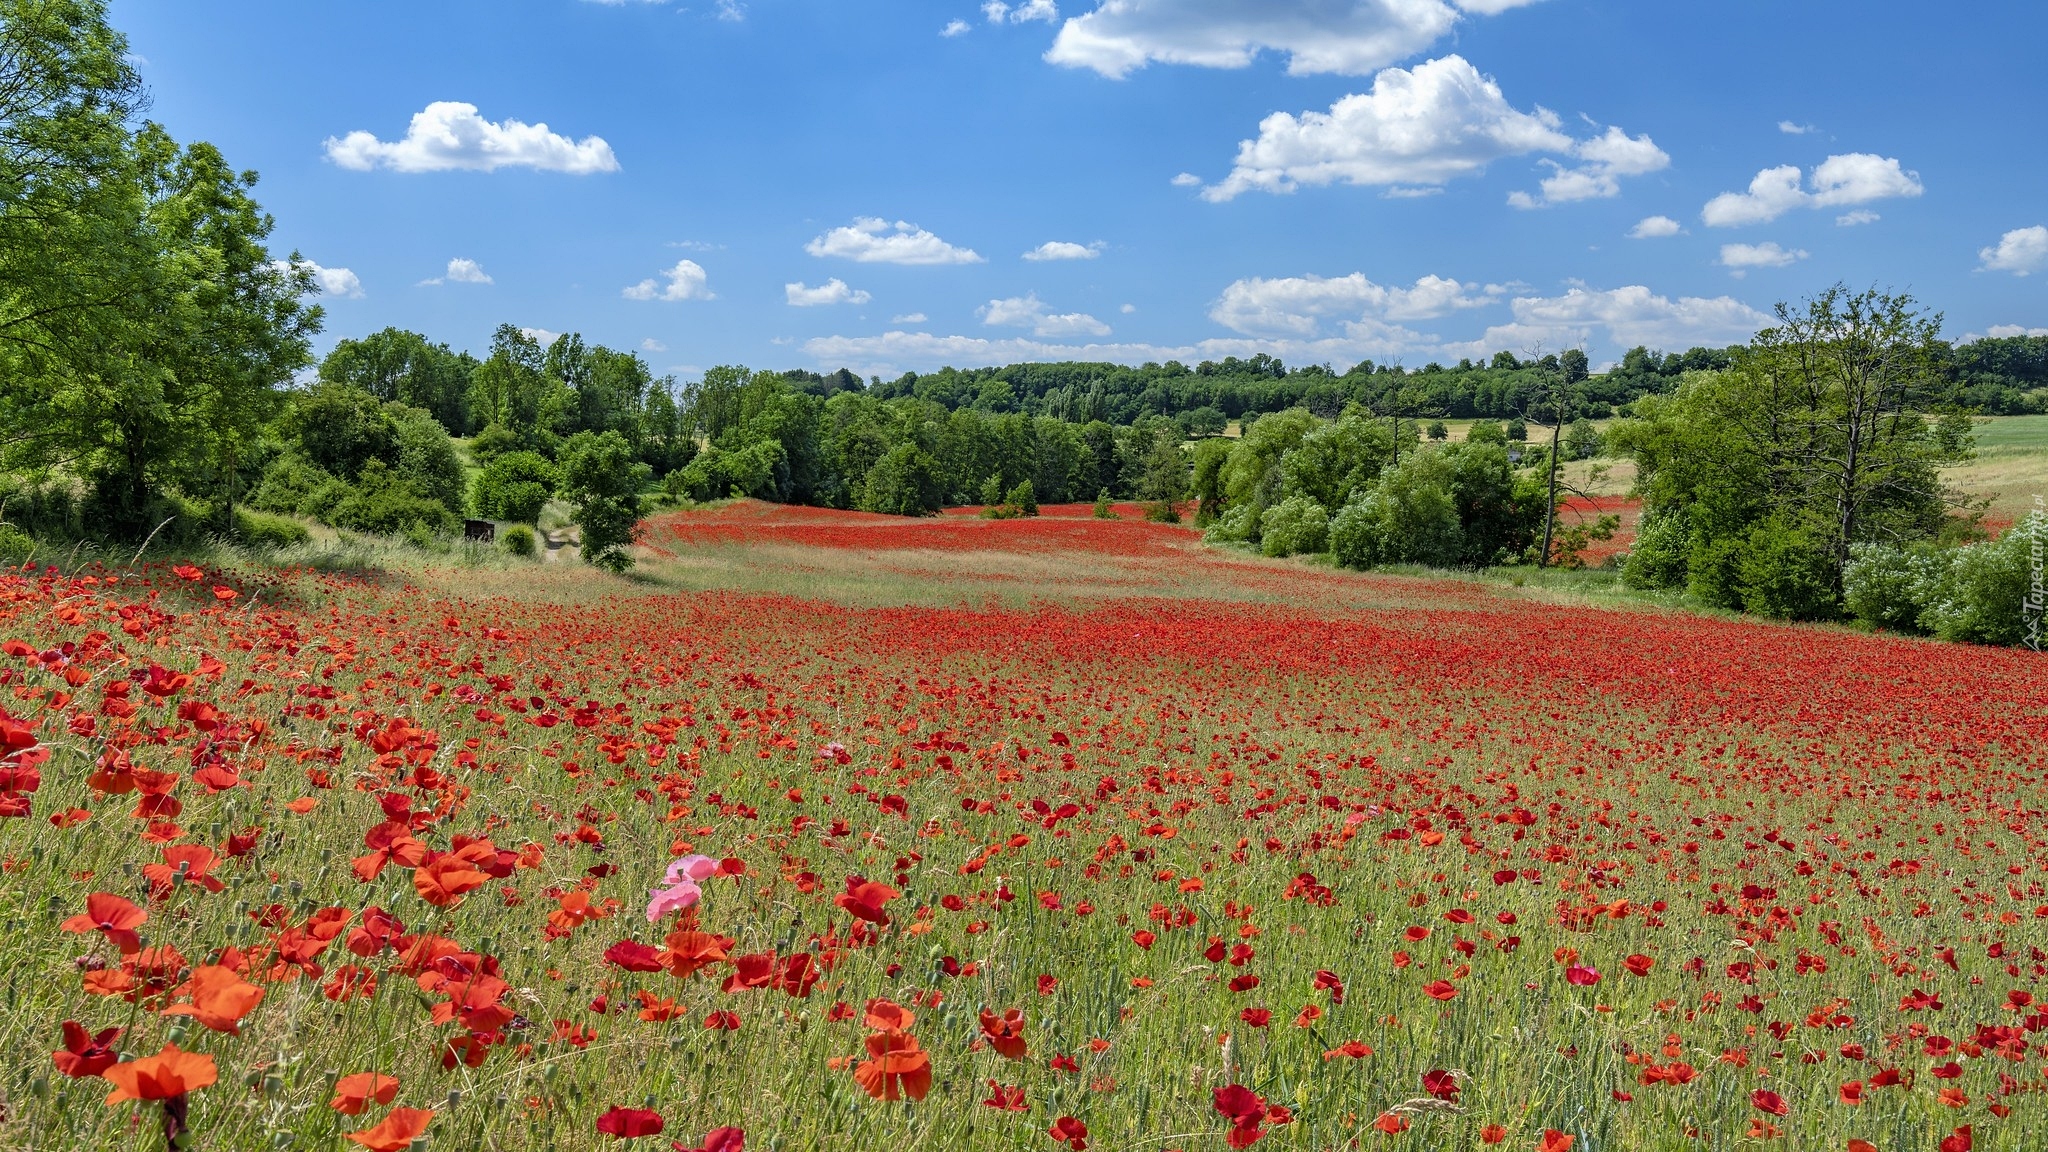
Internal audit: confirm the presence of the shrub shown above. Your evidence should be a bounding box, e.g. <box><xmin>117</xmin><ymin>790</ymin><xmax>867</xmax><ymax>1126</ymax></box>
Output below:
<box><xmin>473</xmin><ymin>451</ymin><xmax>558</xmax><ymax>523</ymax></box>
<box><xmin>389</xmin><ymin>405</ymin><xmax>467</xmax><ymax>514</ymax></box>
<box><xmin>1143</xmin><ymin>500</ymin><xmax>1181</xmax><ymax>524</ymax></box>
<box><xmin>500</xmin><ymin>524</ymin><xmax>538</xmax><ymax>557</ymax></box>
<box><xmin>1427</xmin><ymin>421</ymin><xmax>1449</xmax><ymax>441</ymax></box>
<box><xmin>1259</xmin><ymin>496</ymin><xmax>1329</xmax><ymax>557</ymax></box>
<box><xmin>0</xmin><ymin>523</ymin><xmax>35</xmax><ymax>564</ymax></box>
<box><xmin>325</xmin><ymin>461</ymin><xmax>457</xmax><ymax>537</ymax></box>
<box><xmin>1622</xmin><ymin>511</ymin><xmax>1691</xmax><ymax>590</ymax></box>
<box><xmin>1842</xmin><ymin>543</ymin><xmax>1931</xmax><ymax>631</ymax></box>
<box><xmin>233</xmin><ymin>508</ymin><xmax>310</xmax><ymax>549</ymax></box>
<box><xmin>1917</xmin><ymin>513</ymin><xmax>2043</xmax><ymax>645</ymax></box>
<box><xmin>1092</xmin><ymin>490</ymin><xmax>1117</xmax><ymax>520</ymax></box>
<box><xmin>1005</xmin><ymin>480</ymin><xmax>1038</xmax><ymax>517</ymax></box>
<box><xmin>468</xmin><ymin>422</ymin><xmax>521</xmax><ymax>465</ymax></box>
<box><xmin>1329</xmin><ymin>499</ymin><xmax>1383</xmax><ymax>569</ymax></box>
<box><xmin>1466</xmin><ymin>420</ymin><xmax>1507</xmax><ymax>446</ymax></box>
<box><xmin>1731</xmin><ymin>517</ymin><xmax>1838</xmax><ymax>621</ymax></box>
<box><xmin>858</xmin><ymin>444</ymin><xmax>943</xmax><ymax>517</ymax></box>
<box><xmin>248</xmin><ymin>453</ymin><xmax>337</xmax><ymax>516</ymax></box>
<box><xmin>1203</xmin><ymin>503</ymin><xmax>1257</xmax><ymax>544</ymax></box>
<box><xmin>1505</xmin><ymin>417</ymin><xmax>1528</xmax><ymax>442</ymax></box>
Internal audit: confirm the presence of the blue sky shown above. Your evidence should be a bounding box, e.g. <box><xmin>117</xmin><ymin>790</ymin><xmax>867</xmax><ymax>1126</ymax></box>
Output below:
<box><xmin>113</xmin><ymin>0</ymin><xmax>2047</xmax><ymax>378</ymax></box>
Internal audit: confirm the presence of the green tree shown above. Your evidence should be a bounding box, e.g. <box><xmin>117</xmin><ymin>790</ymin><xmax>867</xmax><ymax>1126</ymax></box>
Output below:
<box><xmin>319</xmin><ymin>327</ymin><xmax>476</xmax><ymax>434</ymax></box>
<box><xmin>558</xmin><ymin>430</ymin><xmax>649</xmax><ymax>572</ymax></box>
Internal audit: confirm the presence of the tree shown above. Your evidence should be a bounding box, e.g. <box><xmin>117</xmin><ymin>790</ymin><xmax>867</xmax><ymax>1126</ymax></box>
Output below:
<box><xmin>319</xmin><ymin>328</ymin><xmax>475</xmax><ymax>434</ymax></box>
<box><xmin>557</xmin><ymin>430</ymin><xmax>649</xmax><ymax>573</ymax></box>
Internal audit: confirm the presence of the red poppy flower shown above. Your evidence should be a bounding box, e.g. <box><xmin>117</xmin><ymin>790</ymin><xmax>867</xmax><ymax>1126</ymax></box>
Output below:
<box><xmin>1049</xmin><ymin>1116</ymin><xmax>1089</xmax><ymax>1150</ymax></box>
<box><xmin>329</xmin><ymin>1073</ymin><xmax>400</xmax><ymax>1116</ymax></box>
<box><xmin>980</xmin><ymin>1008</ymin><xmax>1028</xmax><ymax>1060</ymax></box>
<box><xmin>595</xmin><ymin>1106</ymin><xmax>665</xmax><ymax>1139</ymax></box>
<box><xmin>853</xmin><ymin>1029</ymin><xmax>932</xmax><ymax>1101</ymax></box>
<box><xmin>60</xmin><ymin>893</ymin><xmax>146</xmax><ymax>954</ymax></box>
<box><xmin>1750</xmin><ymin>1089</ymin><xmax>1789</xmax><ymax>1117</ymax></box>
<box><xmin>102</xmin><ymin>1044</ymin><xmax>217</xmax><ymax>1104</ymax></box>
<box><xmin>52</xmin><ymin>1021</ymin><xmax>121</xmax><ymax>1078</ymax></box>
<box><xmin>343</xmin><ymin>1107</ymin><xmax>436</xmax><ymax>1152</ymax></box>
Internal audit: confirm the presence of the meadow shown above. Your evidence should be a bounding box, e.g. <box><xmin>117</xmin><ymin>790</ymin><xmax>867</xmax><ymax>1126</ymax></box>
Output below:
<box><xmin>1</xmin><ymin>504</ymin><xmax>2044</xmax><ymax>1152</ymax></box>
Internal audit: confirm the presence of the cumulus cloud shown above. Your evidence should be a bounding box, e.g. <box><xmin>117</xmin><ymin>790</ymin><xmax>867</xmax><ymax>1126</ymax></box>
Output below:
<box><xmin>1508</xmin><ymin>125</ymin><xmax>1669</xmax><ymax>208</ymax></box>
<box><xmin>1210</xmin><ymin>272</ymin><xmax>1495</xmax><ymax>336</ymax></box>
<box><xmin>1836</xmin><ymin>209</ymin><xmax>1880</xmax><ymax>227</ymax></box>
<box><xmin>892</xmin><ymin>312</ymin><xmax>928</xmax><ymax>324</ymax></box>
<box><xmin>1023</xmin><ymin>240</ymin><xmax>1105</xmax><ymax>261</ymax></box>
<box><xmin>1981</xmin><ymin>325</ymin><xmax>2048</xmax><ymax>339</ymax></box>
<box><xmin>978</xmin><ymin>292</ymin><xmax>1112</xmax><ymax>337</ymax></box>
<box><xmin>324</xmin><ymin>101</ymin><xmax>618</xmax><ymax>174</ymax></box>
<box><xmin>1628</xmin><ymin>215</ymin><xmax>1683</xmax><ymax>239</ymax></box>
<box><xmin>805</xmin><ymin>218</ymin><xmax>984</xmax><ymax>265</ymax></box>
<box><xmin>1719</xmin><ymin>242</ymin><xmax>1808</xmax><ymax>276</ymax></box>
<box><xmin>1048</xmin><ymin>0</ymin><xmax>1463</xmax><ymax>78</ymax></box>
<box><xmin>521</xmin><ymin>326</ymin><xmax>562</xmax><ymax>345</ymax></box>
<box><xmin>1701</xmin><ymin>153</ymin><xmax>1921</xmax><ymax>227</ymax></box>
<box><xmin>1778</xmin><ymin>120</ymin><xmax>1815</xmax><ymax>135</ymax></box>
<box><xmin>623</xmin><ymin>259</ymin><xmax>714</xmax><ymax>301</ymax></box>
<box><xmin>785</xmin><ymin>278</ymin><xmax>872</xmax><ymax>306</ymax></box>
<box><xmin>1978</xmin><ymin>225</ymin><xmax>2048</xmax><ymax>275</ymax></box>
<box><xmin>1444</xmin><ymin>284</ymin><xmax>1771</xmax><ymax>357</ymax></box>
<box><xmin>271</xmin><ymin>259</ymin><xmax>363</xmax><ymax>299</ymax></box>
<box><xmin>419</xmin><ymin>257</ymin><xmax>492</xmax><ymax>286</ymax></box>
<box><xmin>1201</xmin><ymin>56</ymin><xmax>1657</xmax><ymax>203</ymax></box>
<box><xmin>942</xmin><ymin>18</ymin><xmax>971</xmax><ymax>35</ymax></box>
<box><xmin>1171</xmin><ymin>172</ymin><xmax>1203</xmax><ymax>188</ymax></box>
<box><xmin>641</xmin><ymin>338</ymin><xmax>668</xmax><ymax>352</ymax></box>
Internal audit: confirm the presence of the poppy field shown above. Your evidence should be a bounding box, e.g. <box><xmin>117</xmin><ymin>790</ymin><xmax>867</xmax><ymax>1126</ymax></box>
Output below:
<box><xmin>2</xmin><ymin>504</ymin><xmax>2046</xmax><ymax>1152</ymax></box>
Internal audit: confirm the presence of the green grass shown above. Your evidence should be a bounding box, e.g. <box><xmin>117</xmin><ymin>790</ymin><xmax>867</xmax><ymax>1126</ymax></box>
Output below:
<box><xmin>1971</xmin><ymin>414</ymin><xmax>2048</xmax><ymax>453</ymax></box>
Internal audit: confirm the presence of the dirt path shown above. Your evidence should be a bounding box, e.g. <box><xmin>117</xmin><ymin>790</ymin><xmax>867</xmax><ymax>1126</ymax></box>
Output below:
<box><xmin>540</xmin><ymin>525</ymin><xmax>580</xmax><ymax>564</ymax></box>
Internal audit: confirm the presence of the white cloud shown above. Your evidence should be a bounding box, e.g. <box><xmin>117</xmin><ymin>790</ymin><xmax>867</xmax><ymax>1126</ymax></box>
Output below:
<box><xmin>891</xmin><ymin>312</ymin><xmax>928</xmax><ymax>324</ymax></box>
<box><xmin>419</xmin><ymin>257</ymin><xmax>492</xmax><ymax>287</ymax></box>
<box><xmin>1047</xmin><ymin>0</ymin><xmax>1459</xmax><ymax>78</ymax></box>
<box><xmin>978</xmin><ymin>292</ymin><xmax>1112</xmax><ymax>337</ymax></box>
<box><xmin>803</xmin><ymin>281</ymin><xmax>1760</xmax><ymax>376</ymax></box>
<box><xmin>1978</xmin><ymin>225</ymin><xmax>2048</xmax><ymax>276</ymax></box>
<box><xmin>271</xmin><ymin>259</ymin><xmax>364</xmax><ymax>299</ymax></box>
<box><xmin>521</xmin><ymin>327</ymin><xmax>562</xmax><ymax>346</ymax></box>
<box><xmin>942</xmin><ymin>18</ymin><xmax>971</xmax><ymax>35</ymax></box>
<box><xmin>1981</xmin><ymin>325</ymin><xmax>2048</xmax><ymax>339</ymax></box>
<box><xmin>1120</xmin><ymin>303</ymin><xmax>1137</xmax><ymax>313</ymax></box>
<box><xmin>1628</xmin><ymin>215</ymin><xmax>1683</xmax><ymax>239</ymax></box>
<box><xmin>715</xmin><ymin>0</ymin><xmax>745</xmax><ymax>19</ymax></box>
<box><xmin>324</xmin><ymin>101</ymin><xmax>618</xmax><ymax>174</ymax></box>
<box><xmin>1836</xmin><ymin>209</ymin><xmax>1880</xmax><ymax>227</ymax></box>
<box><xmin>1508</xmin><ymin>125</ymin><xmax>1669</xmax><ymax>208</ymax></box>
<box><xmin>641</xmin><ymin>338</ymin><xmax>668</xmax><ymax>352</ymax></box>
<box><xmin>805</xmin><ymin>217</ymin><xmax>984</xmax><ymax>265</ymax></box>
<box><xmin>1445</xmin><ymin>284</ymin><xmax>1771</xmax><ymax>355</ymax></box>
<box><xmin>1171</xmin><ymin>172</ymin><xmax>1202</xmax><ymax>187</ymax></box>
<box><xmin>1701</xmin><ymin>153</ymin><xmax>1921</xmax><ymax>227</ymax></box>
<box><xmin>1023</xmin><ymin>240</ymin><xmax>1105</xmax><ymax>261</ymax></box>
<box><xmin>1778</xmin><ymin>120</ymin><xmax>1815</xmax><ymax>135</ymax></box>
<box><xmin>623</xmin><ymin>259</ymin><xmax>714</xmax><ymax>301</ymax></box>
<box><xmin>1451</xmin><ymin>0</ymin><xmax>1546</xmax><ymax>11</ymax></box>
<box><xmin>785</xmin><ymin>278</ymin><xmax>873</xmax><ymax>306</ymax></box>
<box><xmin>1718</xmin><ymin>241</ymin><xmax>1808</xmax><ymax>277</ymax></box>
<box><xmin>1203</xmin><ymin>56</ymin><xmax>1657</xmax><ymax>203</ymax></box>
<box><xmin>1211</xmin><ymin>272</ymin><xmax>1495</xmax><ymax>336</ymax></box>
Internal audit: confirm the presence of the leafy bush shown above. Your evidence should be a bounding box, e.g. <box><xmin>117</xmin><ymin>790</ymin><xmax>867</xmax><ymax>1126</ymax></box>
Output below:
<box><xmin>233</xmin><ymin>508</ymin><xmax>310</xmax><ymax>549</ymax></box>
<box><xmin>467</xmin><ymin>422</ymin><xmax>521</xmax><ymax>466</ymax></box>
<box><xmin>389</xmin><ymin>405</ymin><xmax>467</xmax><ymax>514</ymax></box>
<box><xmin>1372</xmin><ymin>451</ymin><xmax>1464</xmax><ymax>567</ymax></box>
<box><xmin>1259</xmin><ymin>496</ymin><xmax>1329</xmax><ymax>557</ymax></box>
<box><xmin>1329</xmin><ymin>499</ymin><xmax>1382</xmax><ymax>569</ymax></box>
<box><xmin>1466</xmin><ymin>420</ymin><xmax>1507</xmax><ymax>446</ymax></box>
<box><xmin>0</xmin><ymin>523</ymin><xmax>35</xmax><ymax>564</ymax></box>
<box><xmin>325</xmin><ymin>461</ymin><xmax>457</xmax><ymax>537</ymax></box>
<box><xmin>1917</xmin><ymin>514</ymin><xmax>2043</xmax><ymax>645</ymax></box>
<box><xmin>500</xmin><ymin>524</ymin><xmax>538</xmax><ymax>557</ymax></box>
<box><xmin>1505</xmin><ymin>417</ymin><xmax>1528</xmax><ymax>442</ymax></box>
<box><xmin>1092</xmin><ymin>490</ymin><xmax>1117</xmax><ymax>520</ymax></box>
<box><xmin>1733</xmin><ymin>517</ymin><xmax>1839</xmax><ymax>620</ymax></box>
<box><xmin>248</xmin><ymin>453</ymin><xmax>338</xmax><ymax>516</ymax></box>
<box><xmin>1203</xmin><ymin>503</ymin><xmax>1257</xmax><ymax>544</ymax></box>
<box><xmin>670</xmin><ymin>440</ymin><xmax>788</xmax><ymax>503</ymax></box>
<box><xmin>1622</xmin><ymin>510</ymin><xmax>1691</xmax><ymax>590</ymax></box>
<box><xmin>1004</xmin><ymin>480</ymin><xmax>1038</xmax><ymax>516</ymax></box>
<box><xmin>1144</xmin><ymin>500</ymin><xmax>1181</xmax><ymax>524</ymax></box>
<box><xmin>1842</xmin><ymin>543</ymin><xmax>1932</xmax><ymax>631</ymax></box>
<box><xmin>473</xmin><ymin>451</ymin><xmax>558</xmax><ymax>523</ymax></box>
